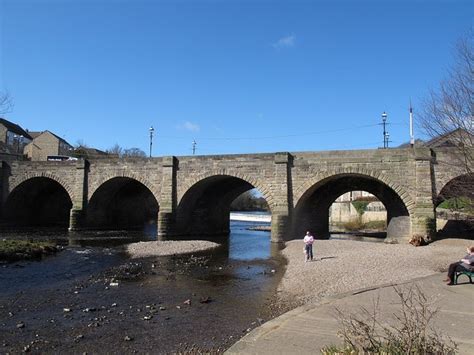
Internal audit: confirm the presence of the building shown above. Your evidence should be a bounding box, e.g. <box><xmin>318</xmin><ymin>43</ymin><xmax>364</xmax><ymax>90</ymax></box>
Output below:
<box><xmin>423</xmin><ymin>128</ymin><xmax>473</xmax><ymax>148</ymax></box>
<box><xmin>24</xmin><ymin>130</ymin><xmax>73</xmax><ymax>161</ymax></box>
<box><xmin>0</xmin><ymin>117</ymin><xmax>32</xmax><ymax>155</ymax></box>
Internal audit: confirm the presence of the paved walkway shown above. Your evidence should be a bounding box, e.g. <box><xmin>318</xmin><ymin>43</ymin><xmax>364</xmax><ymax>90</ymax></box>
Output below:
<box><xmin>226</xmin><ymin>273</ymin><xmax>474</xmax><ymax>355</ymax></box>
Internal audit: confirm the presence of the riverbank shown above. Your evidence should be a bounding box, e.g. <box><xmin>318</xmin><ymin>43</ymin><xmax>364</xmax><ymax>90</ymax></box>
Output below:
<box><xmin>275</xmin><ymin>238</ymin><xmax>469</xmax><ymax>306</ymax></box>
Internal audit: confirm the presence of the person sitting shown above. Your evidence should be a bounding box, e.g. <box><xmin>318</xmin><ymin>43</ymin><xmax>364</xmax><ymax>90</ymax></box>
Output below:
<box><xmin>444</xmin><ymin>246</ymin><xmax>474</xmax><ymax>285</ymax></box>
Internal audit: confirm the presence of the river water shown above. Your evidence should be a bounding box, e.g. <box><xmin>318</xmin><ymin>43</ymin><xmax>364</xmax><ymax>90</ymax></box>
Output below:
<box><xmin>0</xmin><ymin>217</ymin><xmax>289</xmax><ymax>354</ymax></box>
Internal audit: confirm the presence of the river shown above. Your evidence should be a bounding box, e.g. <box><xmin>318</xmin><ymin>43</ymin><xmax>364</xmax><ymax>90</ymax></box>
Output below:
<box><xmin>0</xmin><ymin>216</ymin><xmax>290</xmax><ymax>354</ymax></box>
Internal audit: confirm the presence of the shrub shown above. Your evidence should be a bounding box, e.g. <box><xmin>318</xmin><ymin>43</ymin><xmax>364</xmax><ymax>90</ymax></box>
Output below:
<box><xmin>0</xmin><ymin>240</ymin><xmax>57</xmax><ymax>262</ymax></box>
<box><xmin>341</xmin><ymin>219</ymin><xmax>364</xmax><ymax>231</ymax></box>
<box><xmin>321</xmin><ymin>285</ymin><xmax>457</xmax><ymax>355</ymax></box>
<box><xmin>352</xmin><ymin>201</ymin><xmax>369</xmax><ymax>216</ymax></box>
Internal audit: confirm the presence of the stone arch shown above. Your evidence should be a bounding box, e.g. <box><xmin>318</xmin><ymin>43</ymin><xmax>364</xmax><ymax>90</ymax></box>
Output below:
<box><xmin>294</xmin><ymin>167</ymin><xmax>415</xmax><ymax>215</ymax></box>
<box><xmin>9</xmin><ymin>172</ymin><xmax>74</xmax><ymax>202</ymax></box>
<box><xmin>175</xmin><ymin>170</ymin><xmax>273</xmax><ymax>236</ymax></box>
<box><xmin>4</xmin><ymin>175</ymin><xmax>73</xmax><ymax>227</ymax></box>
<box><xmin>89</xmin><ymin>173</ymin><xmax>160</xmax><ymax>205</ymax></box>
<box><xmin>434</xmin><ymin>173</ymin><xmax>474</xmax><ymax>239</ymax></box>
<box><xmin>293</xmin><ymin>168</ymin><xmax>413</xmax><ymax>241</ymax></box>
<box><xmin>178</xmin><ymin>169</ymin><xmax>275</xmax><ymax>212</ymax></box>
<box><xmin>435</xmin><ymin>172</ymin><xmax>473</xmax><ymax>207</ymax></box>
<box><xmin>86</xmin><ymin>176</ymin><xmax>160</xmax><ymax>231</ymax></box>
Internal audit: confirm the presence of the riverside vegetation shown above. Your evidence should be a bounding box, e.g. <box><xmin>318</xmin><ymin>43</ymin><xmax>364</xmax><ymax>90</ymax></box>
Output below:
<box><xmin>0</xmin><ymin>239</ymin><xmax>58</xmax><ymax>262</ymax></box>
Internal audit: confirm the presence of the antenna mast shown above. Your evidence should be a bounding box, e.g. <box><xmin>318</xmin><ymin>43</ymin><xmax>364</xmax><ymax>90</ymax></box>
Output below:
<box><xmin>409</xmin><ymin>101</ymin><xmax>414</xmax><ymax>147</ymax></box>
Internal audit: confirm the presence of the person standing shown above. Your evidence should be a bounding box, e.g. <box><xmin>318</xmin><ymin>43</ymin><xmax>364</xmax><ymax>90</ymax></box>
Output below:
<box><xmin>303</xmin><ymin>231</ymin><xmax>314</xmax><ymax>262</ymax></box>
<box><xmin>444</xmin><ymin>246</ymin><xmax>474</xmax><ymax>285</ymax></box>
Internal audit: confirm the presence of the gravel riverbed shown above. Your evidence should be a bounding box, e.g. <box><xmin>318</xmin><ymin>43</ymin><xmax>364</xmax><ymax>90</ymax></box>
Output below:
<box><xmin>276</xmin><ymin>238</ymin><xmax>470</xmax><ymax>306</ymax></box>
<box><xmin>126</xmin><ymin>240</ymin><xmax>220</xmax><ymax>258</ymax></box>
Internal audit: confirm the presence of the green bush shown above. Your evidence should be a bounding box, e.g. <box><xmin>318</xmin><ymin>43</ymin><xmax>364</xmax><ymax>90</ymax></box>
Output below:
<box><xmin>351</xmin><ymin>201</ymin><xmax>369</xmax><ymax>216</ymax></box>
<box><xmin>0</xmin><ymin>240</ymin><xmax>57</xmax><ymax>261</ymax></box>
<box><xmin>438</xmin><ymin>197</ymin><xmax>473</xmax><ymax>212</ymax></box>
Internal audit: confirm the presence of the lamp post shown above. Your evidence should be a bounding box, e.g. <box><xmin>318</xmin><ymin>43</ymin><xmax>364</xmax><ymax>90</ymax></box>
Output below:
<box><xmin>381</xmin><ymin>112</ymin><xmax>388</xmax><ymax>149</ymax></box>
<box><xmin>149</xmin><ymin>126</ymin><xmax>155</xmax><ymax>157</ymax></box>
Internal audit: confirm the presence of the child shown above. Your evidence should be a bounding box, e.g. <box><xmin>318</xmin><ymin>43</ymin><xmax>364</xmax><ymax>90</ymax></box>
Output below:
<box><xmin>303</xmin><ymin>231</ymin><xmax>314</xmax><ymax>262</ymax></box>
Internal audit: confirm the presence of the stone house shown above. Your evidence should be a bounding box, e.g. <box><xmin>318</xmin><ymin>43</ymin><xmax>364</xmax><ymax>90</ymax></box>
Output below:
<box><xmin>423</xmin><ymin>128</ymin><xmax>473</xmax><ymax>148</ymax></box>
<box><xmin>0</xmin><ymin>117</ymin><xmax>32</xmax><ymax>155</ymax></box>
<box><xmin>24</xmin><ymin>130</ymin><xmax>73</xmax><ymax>161</ymax></box>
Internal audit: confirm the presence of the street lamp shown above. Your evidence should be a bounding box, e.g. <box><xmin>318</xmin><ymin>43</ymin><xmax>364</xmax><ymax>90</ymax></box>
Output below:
<box><xmin>149</xmin><ymin>126</ymin><xmax>155</xmax><ymax>157</ymax></box>
<box><xmin>381</xmin><ymin>112</ymin><xmax>388</xmax><ymax>149</ymax></box>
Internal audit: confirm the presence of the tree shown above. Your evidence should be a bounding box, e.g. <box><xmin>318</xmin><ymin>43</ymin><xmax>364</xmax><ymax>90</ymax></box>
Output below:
<box><xmin>0</xmin><ymin>91</ymin><xmax>13</xmax><ymax>114</ymax></box>
<box><xmin>419</xmin><ymin>31</ymin><xmax>474</xmax><ymax>211</ymax></box>
<box><xmin>106</xmin><ymin>144</ymin><xmax>146</xmax><ymax>158</ymax></box>
<box><xmin>230</xmin><ymin>190</ymin><xmax>269</xmax><ymax>211</ymax></box>
<box><xmin>123</xmin><ymin>147</ymin><xmax>146</xmax><ymax>158</ymax></box>
<box><xmin>419</xmin><ymin>31</ymin><xmax>473</xmax><ymax>171</ymax></box>
<box><xmin>107</xmin><ymin>143</ymin><xmax>123</xmax><ymax>157</ymax></box>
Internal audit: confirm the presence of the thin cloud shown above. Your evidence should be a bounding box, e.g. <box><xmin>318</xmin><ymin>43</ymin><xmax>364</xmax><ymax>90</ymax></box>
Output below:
<box><xmin>178</xmin><ymin>121</ymin><xmax>200</xmax><ymax>132</ymax></box>
<box><xmin>273</xmin><ymin>35</ymin><xmax>296</xmax><ymax>49</ymax></box>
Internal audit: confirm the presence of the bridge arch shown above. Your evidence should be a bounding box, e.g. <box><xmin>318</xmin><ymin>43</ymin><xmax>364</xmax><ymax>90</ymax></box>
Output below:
<box><xmin>435</xmin><ymin>173</ymin><xmax>474</xmax><ymax>207</ymax></box>
<box><xmin>9</xmin><ymin>172</ymin><xmax>75</xmax><ymax>201</ymax></box>
<box><xmin>176</xmin><ymin>172</ymin><xmax>273</xmax><ymax>236</ymax></box>
<box><xmin>293</xmin><ymin>169</ymin><xmax>413</xmax><ymax>241</ymax></box>
<box><xmin>4</xmin><ymin>176</ymin><xmax>73</xmax><ymax>227</ymax></box>
<box><xmin>89</xmin><ymin>173</ymin><xmax>159</xmax><ymax>203</ymax></box>
<box><xmin>434</xmin><ymin>173</ymin><xmax>473</xmax><ymax>238</ymax></box>
<box><xmin>86</xmin><ymin>176</ymin><xmax>159</xmax><ymax>231</ymax></box>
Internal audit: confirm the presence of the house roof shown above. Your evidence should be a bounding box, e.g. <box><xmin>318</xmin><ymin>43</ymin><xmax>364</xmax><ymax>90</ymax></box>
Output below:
<box><xmin>0</xmin><ymin>118</ymin><xmax>32</xmax><ymax>140</ymax></box>
<box><xmin>29</xmin><ymin>130</ymin><xmax>72</xmax><ymax>147</ymax></box>
<box><xmin>423</xmin><ymin>128</ymin><xmax>473</xmax><ymax>148</ymax></box>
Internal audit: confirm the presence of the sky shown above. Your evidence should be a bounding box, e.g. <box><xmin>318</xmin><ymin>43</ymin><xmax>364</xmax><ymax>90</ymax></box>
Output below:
<box><xmin>0</xmin><ymin>0</ymin><xmax>472</xmax><ymax>156</ymax></box>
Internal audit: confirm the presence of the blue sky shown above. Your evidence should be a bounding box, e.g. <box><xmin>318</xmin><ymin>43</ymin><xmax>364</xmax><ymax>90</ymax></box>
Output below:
<box><xmin>1</xmin><ymin>0</ymin><xmax>472</xmax><ymax>156</ymax></box>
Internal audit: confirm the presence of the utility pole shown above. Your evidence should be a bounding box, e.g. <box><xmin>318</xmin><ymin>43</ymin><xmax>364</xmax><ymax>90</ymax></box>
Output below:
<box><xmin>409</xmin><ymin>102</ymin><xmax>415</xmax><ymax>147</ymax></box>
<box><xmin>192</xmin><ymin>139</ymin><xmax>197</xmax><ymax>155</ymax></box>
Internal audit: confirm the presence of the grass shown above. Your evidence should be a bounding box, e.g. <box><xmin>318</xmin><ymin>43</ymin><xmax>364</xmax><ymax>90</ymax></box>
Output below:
<box><xmin>0</xmin><ymin>239</ymin><xmax>58</xmax><ymax>262</ymax></box>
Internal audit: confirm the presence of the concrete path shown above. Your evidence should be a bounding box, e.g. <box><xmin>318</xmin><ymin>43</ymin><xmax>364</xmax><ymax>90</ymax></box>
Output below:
<box><xmin>226</xmin><ymin>273</ymin><xmax>474</xmax><ymax>355</ymax></box>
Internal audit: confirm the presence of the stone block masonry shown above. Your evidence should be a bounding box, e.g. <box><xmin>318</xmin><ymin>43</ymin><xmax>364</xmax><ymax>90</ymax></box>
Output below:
<box><xmin>2</xmin><ymin>147</ymin><xmax>471</xmax><ymax>243</ymax></box>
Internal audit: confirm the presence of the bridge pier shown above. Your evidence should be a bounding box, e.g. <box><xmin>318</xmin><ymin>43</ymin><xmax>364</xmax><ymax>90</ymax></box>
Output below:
<box><xmin>410</xmin><ymin>151</ymin><xmax>437</xmax><ymax>239</ymax></box>
<box><xmin>271</xmin><ymin>153</ymin><xmax>293</xmax><ymax>243</ymax></box>
<box><xmin>157</xmin><ymin>156</ymin><xmax>178</xmax><ymax>237</ymax></box>
<box><xmin>68</xmin><ymin>159</ymin><xmax>88</xmax><ymax>231</ymax></box>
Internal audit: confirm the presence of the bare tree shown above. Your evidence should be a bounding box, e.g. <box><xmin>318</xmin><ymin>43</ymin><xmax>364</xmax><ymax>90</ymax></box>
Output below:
<box><xmin>419</xmin><ymin>32</ymin><xmax>474</xmax><ymax>211</ymax></box>
<box><xmin>419</xmin><ymin>31</ymin><xmax>473</xmax><ymax>172</ymax></box>
<box><xmin>107</xmin><ymin>143</ymin><xmax>123</xmax><ymax>157</ymax></box>
<box><xmin>0</xmin><ymin>91</ymin><xmax>13</xmax><ymax>115</ymax></box>
<box><xmin>122</xmin><ymin>147</ymin><xmax>146</xmax><ymax>158</ymax></box>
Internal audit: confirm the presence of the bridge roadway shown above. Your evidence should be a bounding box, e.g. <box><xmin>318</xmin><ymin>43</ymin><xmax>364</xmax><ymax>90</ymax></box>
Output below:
<box><xmin>0</xmin><ymin>147</ymin><xmax>470</xmax><ymax>242</ymax></box>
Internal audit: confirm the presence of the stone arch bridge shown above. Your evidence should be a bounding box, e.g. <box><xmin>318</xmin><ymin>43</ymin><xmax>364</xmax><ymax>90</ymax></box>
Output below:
<box><xmin>0</xmin><ymin>147</ymin><xmax>471</xmax><ymax>243</ymax></box>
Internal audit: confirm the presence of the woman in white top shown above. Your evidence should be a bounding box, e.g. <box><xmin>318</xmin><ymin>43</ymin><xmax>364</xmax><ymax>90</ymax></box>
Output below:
<box><xmin>303</xmin><ymin>231</ymin><xmax>314</xmax><ymax>262</ymax></box>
